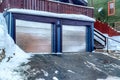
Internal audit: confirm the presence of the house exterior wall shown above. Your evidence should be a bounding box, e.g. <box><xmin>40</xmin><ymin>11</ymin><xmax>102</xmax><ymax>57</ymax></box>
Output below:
<box><xmin>0</xmin><ymin>0</ymin><xmax>94</xmax><ymax>17</ymax></box>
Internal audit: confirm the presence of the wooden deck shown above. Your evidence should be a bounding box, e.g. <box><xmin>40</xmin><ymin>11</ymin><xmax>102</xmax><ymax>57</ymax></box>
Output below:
<box><xmin>0</xmin><ymin>0</ymin><xmax>94</xmax><ymax>17</ymax></box>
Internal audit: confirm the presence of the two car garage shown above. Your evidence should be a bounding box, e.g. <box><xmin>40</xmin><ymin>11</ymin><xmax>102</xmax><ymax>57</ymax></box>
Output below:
<box><xmin>5</xmin><ymin>9</ymin><xmax>94</xmax><ymax>53</ymax></box>
<box><xmin>16</xmin><ymin>20</ymin><xmax>86</xmax><ymax>53</ymax></box>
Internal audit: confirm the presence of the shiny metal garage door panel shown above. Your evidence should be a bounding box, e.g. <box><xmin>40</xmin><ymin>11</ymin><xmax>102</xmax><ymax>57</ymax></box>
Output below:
<box><xmin>16</xmin><ymin>20</ymin><xmax>51</xmax><ymax>53</ymax></box>
<box><xmin>62</xmin><ymin>25</ymin><xmax>86</xmax><ymax>52</ymax></box>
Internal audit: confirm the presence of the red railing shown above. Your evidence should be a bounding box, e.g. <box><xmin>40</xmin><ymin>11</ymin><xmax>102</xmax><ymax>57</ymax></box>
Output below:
<box><xmin>0</xmin><ymin>0</ymin><xmax>23</xmax><ymax>11</ymax></box>
<box><xmin>94</xmin><ymin>20</ymin><xmax>120</xmax><ymax>37</ymax></box>
<box><xmin>0</xmin><ymin>0</ymin><xmax>7</xmax><ymax>12</ymax></box>
<box><xmin>0</xmin><ymin>0</ymin><xmax>94</xmax><ymax>17</ymax></box>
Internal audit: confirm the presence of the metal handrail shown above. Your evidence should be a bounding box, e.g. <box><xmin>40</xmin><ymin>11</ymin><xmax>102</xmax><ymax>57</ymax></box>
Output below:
<box><xmin>94</xmin><ymin>29</ymin><xmax>120</xmax><ymax>52</ymax></box>
<box><xmin>94</xmin><ymin>29</ymin><xmax>106</xmax><ymax>39</ymax></box>
<box><xmin>107</xmin><ymin>37</ymin><xmax>120</xmax><ymax>43</ymax></box>
<box><xmin>94</xmin><ymin>34</ymin><xmax>105</xmax><ymax>42</ymax></box>
<box><xmin>106</xmin><ymin>37</ymin><xmax>120</xmax><ymax>52</ymax></box>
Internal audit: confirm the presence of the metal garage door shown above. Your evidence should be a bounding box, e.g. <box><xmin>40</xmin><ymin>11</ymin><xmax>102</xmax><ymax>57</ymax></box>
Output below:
<box><xmin>16</xmin><ymin>20</ymin><xmax>51</xmax><ymax>53</ymax></box>
<box><xmin>62</xmin><ymin>25</ymin><xmax>86</xmax><ymax>52</ymax></box>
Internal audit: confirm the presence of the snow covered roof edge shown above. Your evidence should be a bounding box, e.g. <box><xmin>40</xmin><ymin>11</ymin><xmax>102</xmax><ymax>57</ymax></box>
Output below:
<box><xmin>7</xmin><ymin>8</ymin><xmax>95</xmax><ymax>22</ymax></box>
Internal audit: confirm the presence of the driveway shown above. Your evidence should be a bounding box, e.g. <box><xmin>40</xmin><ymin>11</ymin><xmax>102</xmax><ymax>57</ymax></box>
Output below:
<box><xmin>18</xmin><ymin>52</ymin><xmax>120</xmax><ymax>80</ymax></box>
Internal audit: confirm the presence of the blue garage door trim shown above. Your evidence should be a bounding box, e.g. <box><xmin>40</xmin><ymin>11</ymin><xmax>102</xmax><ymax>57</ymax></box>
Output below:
<box><xmin>86</xmin><ymin>25</ymin><xmax>94</xmax><ymax>52</ymax></box>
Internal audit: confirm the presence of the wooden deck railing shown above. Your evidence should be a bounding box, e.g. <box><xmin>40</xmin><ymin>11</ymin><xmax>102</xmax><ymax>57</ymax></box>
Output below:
<box><xmin>94</xmin><ymin>20</ymin><xmax>120</xmax><ymax>36</ymax></box>
<box><xmin>0</xmin><ymin>0</ymin><xmax>94</xmax><ymax>17</ymax></box>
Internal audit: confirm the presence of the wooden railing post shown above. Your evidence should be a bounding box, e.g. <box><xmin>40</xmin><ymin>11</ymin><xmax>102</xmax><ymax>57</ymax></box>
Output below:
<box><xmin>0</xmin><ymin>0</ymin><xmax>94</xmax><ymax>17</ymax></box>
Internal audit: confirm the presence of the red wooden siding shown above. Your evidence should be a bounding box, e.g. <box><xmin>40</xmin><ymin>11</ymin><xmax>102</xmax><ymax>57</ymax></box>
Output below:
<box><xmin>0</xmin><ymin>0</ymin><xmax>94</xmax><ymax>17</ymax></box>
<box><xmin>94</xmin><ymin>20</ymin><xmax>120</xmax><ymax>37</ymax></box>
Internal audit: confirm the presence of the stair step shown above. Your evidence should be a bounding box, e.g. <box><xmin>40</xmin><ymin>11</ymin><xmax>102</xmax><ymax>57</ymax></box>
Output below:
<box><xmin>94</xmin><ymin>39</ymin><xmax>105</xmax><ymax>49</ymax></box>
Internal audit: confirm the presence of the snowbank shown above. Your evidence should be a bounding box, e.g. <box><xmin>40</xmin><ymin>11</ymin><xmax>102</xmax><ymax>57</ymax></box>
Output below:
<box><xmin>0</xmin><ymin>26</ymin><xmax>15</xmax><ymax>55</ymax></box>
<box><xmin>0</xmin><ymin>13</ymin><xmax>7</xmax><ymax>49</ymax></box>
<box><xmin>0</xmin><ymin>13</ymin><xmax>15</xmax><ymax>56</ymax></box>
<box><xmin>0</xmin><ymin>45</ymin><xmax>32</xmax><ymax>80</ymax></box>
<box><xmin>0</xmin><ymin>25</ymin><xmax>5</xmax><ymax>49</ymax></box>
<box><xmin>0</xmin><ymin>32</ymin><xmax>31</xmax><ymax>80</ymax></box>
<box><xmin>0</xmin><ymin>13</ymin><xmax>32</xmax><ymax>80</ymax></box>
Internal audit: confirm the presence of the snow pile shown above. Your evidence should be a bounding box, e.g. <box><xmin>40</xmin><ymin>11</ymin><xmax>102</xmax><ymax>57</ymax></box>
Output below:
<box><xmin>0</xmin><ymin>13</ymin><xmax>15</xmax><ymax>55</ymax></box>
<box><xmin>0</xmin><ymin>13</ymin><xmax>32</xmax><ymax>80</ymax></box>
<box><xmin>0</xmin><ymin>13</ymin><xmax>7</xmax><ymax>49</ymax></box>
<box><xmin>0</xmin><ymin>25</ymin><xmax>5</xmax><ymax>48</ymax></box>
<box><xmin>97</xmin><ymin>76</ymin><xmax>120</xmax><ymax>80</ymax></box>
<box><xmin>0</xmin><ymin>45</ymin><xmax>32</xmax><ymax>80</ymax></box>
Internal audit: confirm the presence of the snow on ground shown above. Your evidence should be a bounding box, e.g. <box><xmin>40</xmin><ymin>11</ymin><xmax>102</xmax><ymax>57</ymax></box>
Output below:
<box><xmin>41</xmin><ymin>69</ymin><xmax>49</xmax><ymax>77</ymax></box>
<box><xmin>0</xmin><ymin>13</ymin><xmax>32</xmax><ymax>80</ymax></box>
<box><xmin>0</xmin><ymin>13</ymin><xmax>7</xmax><ymax>49</ymax></box>
<box><xmin>97</xmin><ymin>76</ymin><xmax>120</xmax><ymax>80</ymax></box>
<box><xmin>104</xmin><ymin>36</ymin><xmax>120</xmax><ymax>51</ymax></box>
<box><xmin>0</xmin><ymin>29</ymin><xmax>32</xmax><ymax>79</ymax></box>
<box><xmin>0</xmin><ymin>45</ymin><xmax>32</xmax><ymax>80</ymax></box>
<box><xmin>67</xmin><ymin>70</ymin><xmax>75</xmax><ymax>74</ymax></box>
<box><xmin>35</xmin><ymin>78</ymin><xmax>45</xmax><ymax>80</ymax></box>
<box><xmin>55</xmin><ymin>70</ymin><xmax>59</xmax><ymax>74</ymax></box>
<box><xmin>53</xmin><ymin>76</ymin><xmax>59</xmax><ymax>80</ymax></box>
<box><xmin>108</xmin><ymin>36</ymin><xmax>120</xmax><ymax>50</ymax></box>
<box><xmin>96</xmin><ymin>31</ymin><xmax>120</xmax><ymax>51</ymax></box>
<box><xmin>0</xmin><ymin>25</ymin><xmax>5</xmax><ymax>48</ymax></box>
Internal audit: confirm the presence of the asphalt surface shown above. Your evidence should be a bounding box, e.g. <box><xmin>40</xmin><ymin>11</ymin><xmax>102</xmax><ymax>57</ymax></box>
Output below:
<box><xmin>18</xmin><ymin>52</ymin><xmax>120</xmax><ymax>80</ymax></box>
